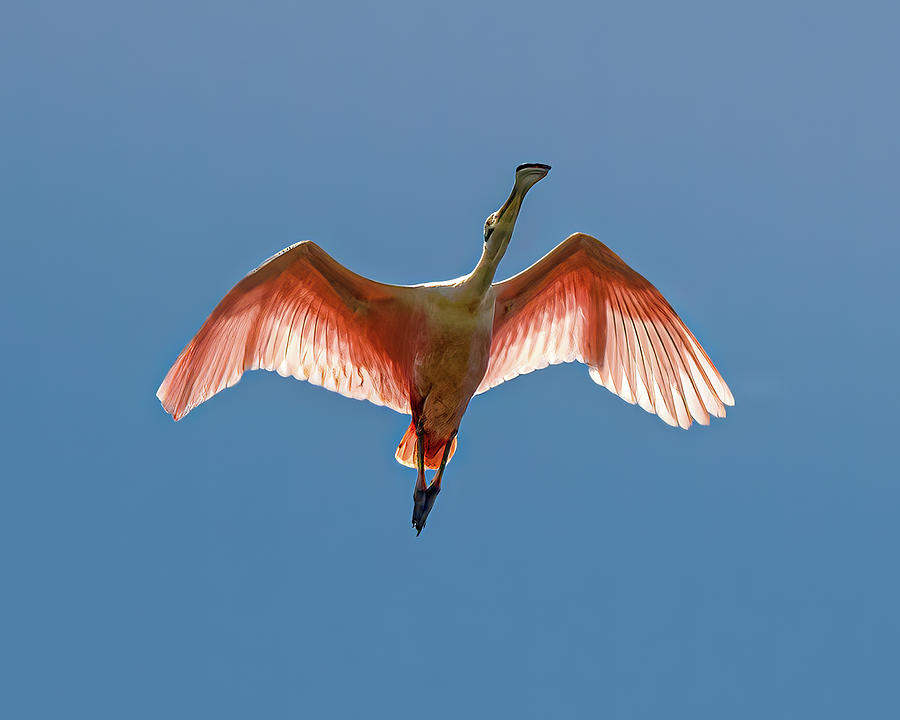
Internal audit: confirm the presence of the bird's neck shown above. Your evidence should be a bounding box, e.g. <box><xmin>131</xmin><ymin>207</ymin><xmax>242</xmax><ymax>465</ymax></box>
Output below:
<box><xmin>462</xmin><ymin>189</ymin><xmax>524</xmax><ymax>297</ymax></box>
<box><xmin>465</xmin><ymin>240</ymin><xmax>508</xmax><ymax>297</ymax></box>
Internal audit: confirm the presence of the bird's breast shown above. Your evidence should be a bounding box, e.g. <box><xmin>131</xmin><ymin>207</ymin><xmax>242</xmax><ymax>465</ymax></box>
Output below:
<box><xmin>411</xmin><ymin>290</ymin><xmax>495</xmax><ymax>414</ymax></box>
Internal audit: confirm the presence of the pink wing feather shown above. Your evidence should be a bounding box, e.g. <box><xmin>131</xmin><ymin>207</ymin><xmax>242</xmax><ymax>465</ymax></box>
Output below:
<box><xmin>158</xmin><ymin>241</ymin><xmax>414</xmax><ymax>420</ymax></box>
<box><xmin>480</xmin><ymin>233</ymin><xmax>734</xmax><ymax>428</ymax></box>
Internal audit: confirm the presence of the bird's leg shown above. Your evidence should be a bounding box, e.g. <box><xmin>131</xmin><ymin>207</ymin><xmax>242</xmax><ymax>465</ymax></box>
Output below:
<box><xmin>412</xmin><ymin>430</ymin><xmax>456</xmax><ymax>536</ymax></box>
<box><xmin>412</xmin><ymin>420</ymin><xmax>429</xmax><ymax>532</ymax></box>
<box><xmin>428</xmin><ymin>430</ymin><xmax>456</xmax><ymax>493</ymax></box>
<box><xmin>414</xmin><ymin>420</ymin><xmax>427</xmax><ymax>493</ymax></box>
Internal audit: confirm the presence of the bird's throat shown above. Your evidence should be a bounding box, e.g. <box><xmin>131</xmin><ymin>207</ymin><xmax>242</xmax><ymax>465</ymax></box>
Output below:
<box><xmin>466</xmin><ymin>238</ymin><xmax>508</xmax><ymax>296</ymax></box>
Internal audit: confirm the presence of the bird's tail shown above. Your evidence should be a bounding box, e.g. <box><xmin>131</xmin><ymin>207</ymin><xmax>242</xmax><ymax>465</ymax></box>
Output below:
<box><xmin>395</xmin><ymin>422</ymin><xmax>457</xmax><ymax>469</ymax></box>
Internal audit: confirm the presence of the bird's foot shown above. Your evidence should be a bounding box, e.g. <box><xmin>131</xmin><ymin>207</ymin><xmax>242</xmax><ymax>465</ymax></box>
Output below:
<box><xmin>412</xmin><ymin>483</ymin><xmax>441</xmax><ymax>536</ymax></box>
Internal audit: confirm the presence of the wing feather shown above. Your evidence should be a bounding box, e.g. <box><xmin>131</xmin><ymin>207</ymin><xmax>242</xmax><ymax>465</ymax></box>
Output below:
<box><xmin>158</xmin><ymin>241</ymin><xmax>413</xmax><ymax>420</ymax></box>
<box><xmin>479</xmin><ymin>233</ymin><xmax>733</xmax><ymax>428</ymax></box>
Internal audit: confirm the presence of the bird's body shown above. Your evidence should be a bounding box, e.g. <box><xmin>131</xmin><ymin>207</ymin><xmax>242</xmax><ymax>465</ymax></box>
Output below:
<box><xmin>158</xmin><ymin>164</ymin><xmax>733</xmax><ymax>533</ymax></box>
<box><xmin>403</xmin><ymin>280</ymin><xmax>495</xmax><ymax>464</ymax></box>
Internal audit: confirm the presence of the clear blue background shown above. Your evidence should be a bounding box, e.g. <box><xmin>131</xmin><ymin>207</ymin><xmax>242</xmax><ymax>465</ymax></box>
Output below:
<box><xmin>3</xmin><ymin>1</ymin><xmax>898</xmax><ymax>717</ymax></box>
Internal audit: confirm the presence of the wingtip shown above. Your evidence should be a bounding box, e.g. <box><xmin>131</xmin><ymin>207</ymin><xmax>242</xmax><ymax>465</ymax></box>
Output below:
<box><xmin>156</xmin><ymin>383</ymin><xmax>183</xmax><ymax>421</ymax></box>
<box><xmin>717</xmin><ymin>381</ymin><xmax>735</xmax><ymax>407</ymax></box>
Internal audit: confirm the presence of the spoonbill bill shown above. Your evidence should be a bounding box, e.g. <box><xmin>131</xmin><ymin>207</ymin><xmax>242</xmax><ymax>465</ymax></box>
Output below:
<box><xmin>157</xmin><ymin>164</ymin><xmax>733</xmax><ymax>534</ymax></box>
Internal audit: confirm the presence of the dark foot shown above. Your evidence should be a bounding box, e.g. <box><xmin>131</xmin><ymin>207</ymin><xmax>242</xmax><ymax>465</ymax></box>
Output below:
<box><xmin>412</xmin><ymin>484</ymin><xmax>441</xmax><ymax>536</ymax></box>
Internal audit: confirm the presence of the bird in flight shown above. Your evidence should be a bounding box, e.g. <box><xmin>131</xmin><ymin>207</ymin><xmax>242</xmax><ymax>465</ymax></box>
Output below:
<box><xmin>158</xmin><ymin>164</ymin><xmax>733</xmax><ymax>534</ymax></box>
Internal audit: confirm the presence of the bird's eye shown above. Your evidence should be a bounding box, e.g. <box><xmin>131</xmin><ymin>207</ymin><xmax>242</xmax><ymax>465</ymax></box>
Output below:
<box><xmin>484</xmin><ymin>217</ymin><xmax>496</xmax><ymax>242</ymax></box>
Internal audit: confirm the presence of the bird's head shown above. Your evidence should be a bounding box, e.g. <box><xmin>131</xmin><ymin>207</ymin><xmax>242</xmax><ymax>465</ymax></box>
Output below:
<box><xmin>483</xmin><ymin>163</ymin><xmax>550</xmax><ymax>259</ymax></box>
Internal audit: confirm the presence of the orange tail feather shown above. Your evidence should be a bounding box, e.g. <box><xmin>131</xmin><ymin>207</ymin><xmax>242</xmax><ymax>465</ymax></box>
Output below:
<box><xmin>394</xmin><ymin>422</ymin><xmax>457</xmax><ymax>469</ymax></box>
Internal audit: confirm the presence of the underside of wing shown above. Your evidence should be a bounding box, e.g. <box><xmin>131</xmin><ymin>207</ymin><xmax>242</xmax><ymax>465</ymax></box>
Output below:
<box><xmin>158</xmin><ymin>241</ymin><xmax>414</xmax><ymax>420</ymax></box>
<box><xmin>479</xmin><ymin>233</ymin><xmax>734</xmax><ymax>428</ymax></box>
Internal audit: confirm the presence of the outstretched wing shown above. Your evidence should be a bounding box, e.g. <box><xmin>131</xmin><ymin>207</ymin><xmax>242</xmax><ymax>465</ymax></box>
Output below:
<box><xmin>158</xmin><ymin>241</ymin><xmax>414</xmax><ymax>420</ymax></box>
<box><xmin>479</xmin><ymin>233</ymin><xmax>734</xmax><ymax>428</ymax></box>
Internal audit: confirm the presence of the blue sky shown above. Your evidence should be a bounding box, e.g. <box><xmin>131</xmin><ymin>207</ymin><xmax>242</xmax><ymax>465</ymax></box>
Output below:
<box><xmin>3</xmin><ymin>1</ymin><xmax>898</xmax><ymax>718</ymax></box>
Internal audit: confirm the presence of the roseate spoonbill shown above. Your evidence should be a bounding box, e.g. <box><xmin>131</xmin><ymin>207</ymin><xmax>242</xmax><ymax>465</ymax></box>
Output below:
<box><xmin>158</xmin><ymin>164</ymin><xmax>733</xmax><ymax>534</ymax></box>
